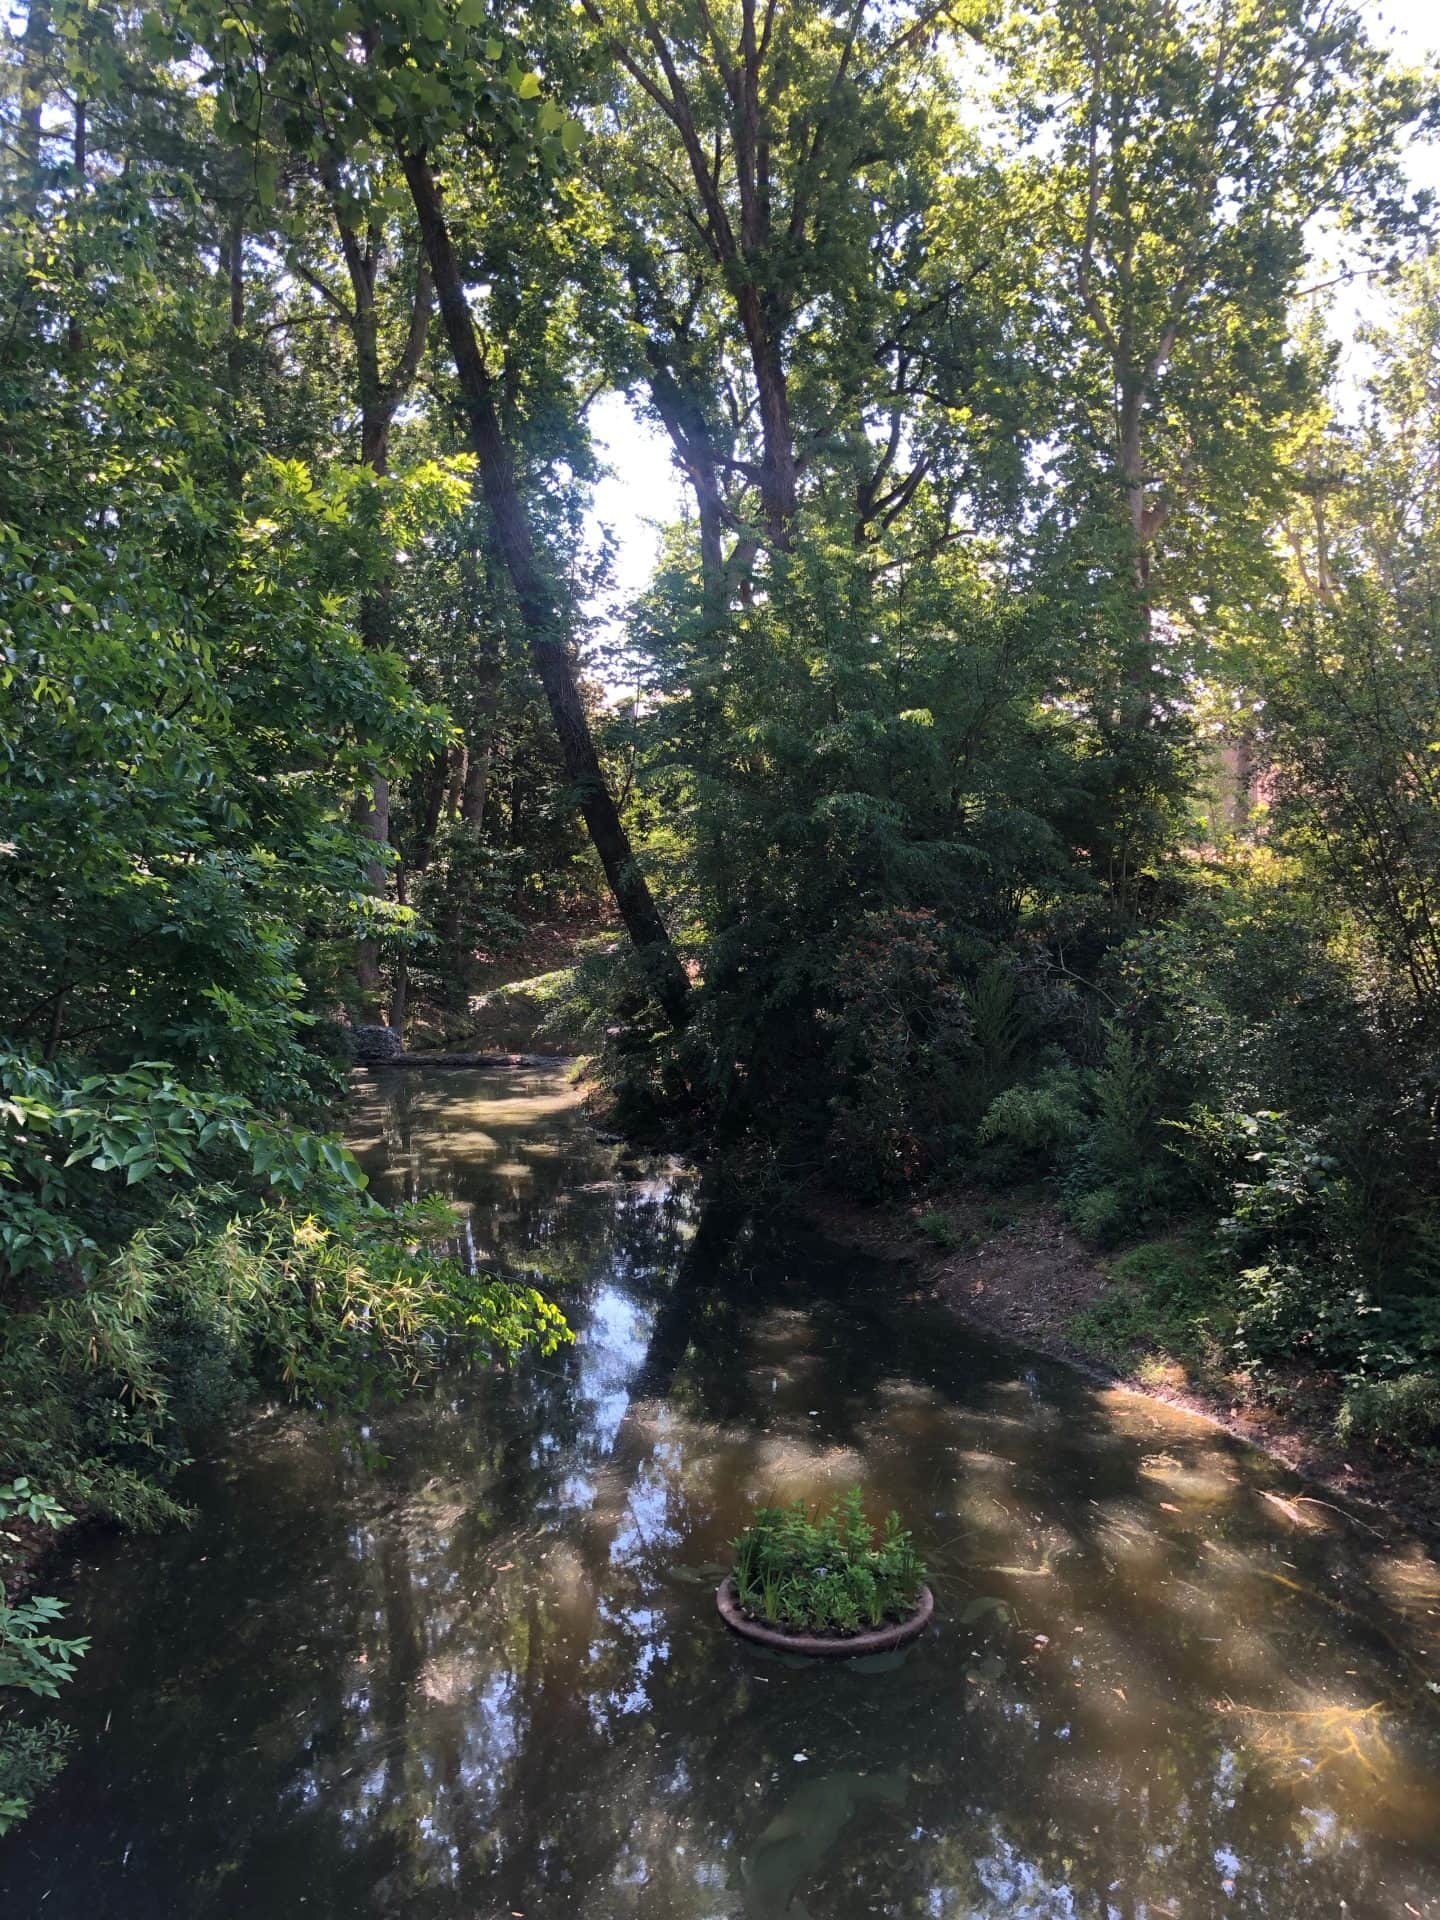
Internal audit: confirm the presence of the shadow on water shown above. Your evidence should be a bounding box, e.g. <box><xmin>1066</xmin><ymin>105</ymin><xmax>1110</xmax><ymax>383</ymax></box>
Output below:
<box><xmin>4</xmin><ymin>1064</ymin><xmax>1440</xmax><ymax>1918</ymax></box>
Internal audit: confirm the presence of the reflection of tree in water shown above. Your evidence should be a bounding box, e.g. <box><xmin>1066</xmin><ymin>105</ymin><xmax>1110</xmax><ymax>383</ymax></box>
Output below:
<box><xmin>306</xmin><ymin>1218</ymin><xmax>1437</xmax><ymax>1918</ymax></box>
<box><xmin>7</xmin><ymin>1074</ymin><xmax>1440</xmax><ymax>1919</ymax></box>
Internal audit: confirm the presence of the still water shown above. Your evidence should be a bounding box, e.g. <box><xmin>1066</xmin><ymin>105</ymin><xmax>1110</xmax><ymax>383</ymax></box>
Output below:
<box><xmin>4</xmin><ymin>1063</ymin><xmax>1440</xmax><ymax>1918</ymax></box>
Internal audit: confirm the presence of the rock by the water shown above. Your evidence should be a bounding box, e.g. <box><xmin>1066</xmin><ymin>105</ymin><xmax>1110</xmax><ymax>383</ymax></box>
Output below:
<box><xmin>352</xmin><ymin>1023</ymin><xmax>404</xmax><ymax>1063</ymax></box>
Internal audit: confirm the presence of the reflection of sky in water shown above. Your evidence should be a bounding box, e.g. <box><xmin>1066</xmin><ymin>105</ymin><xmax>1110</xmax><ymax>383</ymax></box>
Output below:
<box><xmin>577</xmin><ymin>1284</ymin><xmax>653</xmax><ymax>1455</ymax></box>
<box><xmin>5</xmin><ymin>1064</ymin><xmax>1440</xmax><ymax>1920</ymax></box>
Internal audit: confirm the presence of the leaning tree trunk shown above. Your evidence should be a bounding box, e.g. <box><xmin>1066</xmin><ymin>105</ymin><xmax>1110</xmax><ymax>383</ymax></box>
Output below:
<box><xmin>400</xmin><ymin>149</ymin><xmax>691</xmax><ymax>1031</ymax></box>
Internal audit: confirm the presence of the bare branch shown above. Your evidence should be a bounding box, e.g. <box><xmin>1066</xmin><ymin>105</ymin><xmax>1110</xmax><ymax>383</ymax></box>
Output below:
<box><xmin>385</xmin><ymin>255</ymin><xmax>432</xmax><ymax>395</ymax></box>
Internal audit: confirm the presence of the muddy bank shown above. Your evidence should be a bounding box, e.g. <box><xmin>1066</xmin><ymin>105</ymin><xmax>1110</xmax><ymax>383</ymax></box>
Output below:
<box><xmin>811</xmin><ymin>1186</ymin><xmax>1440</xmax><ymax>1550</ymax></box>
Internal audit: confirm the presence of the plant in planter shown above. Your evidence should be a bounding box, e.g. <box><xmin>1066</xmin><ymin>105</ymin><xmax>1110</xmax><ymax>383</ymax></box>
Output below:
<box><xmin>719</xmin><ymin>1487</ymin><xmax>931</xmax><ymax>1654</ymax></box>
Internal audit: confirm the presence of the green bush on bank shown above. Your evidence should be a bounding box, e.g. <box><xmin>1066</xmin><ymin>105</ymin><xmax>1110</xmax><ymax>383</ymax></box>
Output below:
<box><xmin>0</xmin><ymin>1046</ymin><xmax>571</xmax><ymax>1827</ymax></box>
<box><xmin>992</xmin><ymin>873</ymin><xmax>1440</xmax><ymax>1452</ymax></box>
<box><xmin>0</xmin><ymin>1481</ymin><xmax>87</xmax><ymax>1835</ymax></box>
<box><xmin>1070</xmin><ymin>1234</ymin><xmax>1230</xmax><ymax>1373</ymax></box>
<box><xmin>1335</xmin><ymin>1374</ymin><xmax>1440</xmax><ymax>1456</ymax></box>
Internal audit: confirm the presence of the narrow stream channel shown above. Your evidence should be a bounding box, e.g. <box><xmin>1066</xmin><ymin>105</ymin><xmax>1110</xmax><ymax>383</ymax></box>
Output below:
<box><xmin>4</xmin><ymin>1063</ymin><xmax>1440</xmax><ymax>1918</ymax></box>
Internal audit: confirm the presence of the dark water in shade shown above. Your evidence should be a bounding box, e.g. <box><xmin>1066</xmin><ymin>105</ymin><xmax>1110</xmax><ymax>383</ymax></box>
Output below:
<box><xmin>5</xmin><ymin>1066</ymin><xmax>1440</xmax><ymax>1920</ymax></box>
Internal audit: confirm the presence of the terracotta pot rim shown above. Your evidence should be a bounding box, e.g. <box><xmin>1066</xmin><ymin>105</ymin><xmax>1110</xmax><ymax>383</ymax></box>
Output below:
<box><xmin>715</xmin><ymin>1576</ymin><xmax>934</xmax><ymax>1658</ymax></box>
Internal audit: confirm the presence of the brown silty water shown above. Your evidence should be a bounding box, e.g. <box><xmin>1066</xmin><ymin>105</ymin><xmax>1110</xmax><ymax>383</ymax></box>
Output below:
<box><xmin>2</xmin><ymin>1062</ymin><xmax>1439</xmax><ymax>1918</ymax></box>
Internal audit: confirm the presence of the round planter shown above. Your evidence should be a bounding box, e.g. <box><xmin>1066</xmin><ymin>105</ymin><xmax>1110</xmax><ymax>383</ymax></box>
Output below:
<box><xmin>716</xmin><ymin>1576</ymin><xmax>934</xmax><ymax>1659</ymax></box>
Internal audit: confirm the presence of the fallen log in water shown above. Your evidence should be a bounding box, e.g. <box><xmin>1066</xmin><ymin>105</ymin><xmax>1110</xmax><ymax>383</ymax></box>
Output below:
<box><xmin>361</xmin><ymin>1050</ymin><xmax>574</xmax><ymax>1070</ymax></box>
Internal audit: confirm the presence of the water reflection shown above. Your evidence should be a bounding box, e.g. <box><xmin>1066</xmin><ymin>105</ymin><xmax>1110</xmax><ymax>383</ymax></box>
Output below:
<box><xmin>3</xmin><ymin>1064</ymin><xmax>1440</xmax><ymax>1918</ymax></box>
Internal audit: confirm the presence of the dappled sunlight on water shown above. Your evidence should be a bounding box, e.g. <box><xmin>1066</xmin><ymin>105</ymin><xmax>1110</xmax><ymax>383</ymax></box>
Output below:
<box><xmin>3</xmin><ymin>1064</ymin><xmax>1440</xmax><ymax>1918</ymax></box>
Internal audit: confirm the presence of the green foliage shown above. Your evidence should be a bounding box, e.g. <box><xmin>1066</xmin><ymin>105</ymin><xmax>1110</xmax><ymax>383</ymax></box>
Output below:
<box><xmin>1</xmin><ymin>1050</ymin><xmax>368</xmax><ymax>1286</ymax></box>
<box><xmin>1008</xmin><ymin>0</ymin><xmax>1433</xmax><ymax>619</ymax></box>
<box><xmin>963</xmin><ymin>964</ymin><xmax>1039</xmax><ymax>1114</ymax></box>
<box><xmin>1335</xmin><ymin>1372</ymin><xmax>1440</xmax><ymax>1457</ymax></box>
<box><xmin>978</xmin><ymin>1065</ymin><xmax>1087</xmax><ymax>1164</ymax></box>
<box><xmin>0</xmin><ymin>436</ymin><xmax>446</xmax><ymax>1093</ymax></box>
<box><xmin>1</xmin><ymin>1189</ymin><xmax>571</xmax><ymax>1534</ymax></box>
<box><xmin>1257</xmin><ymin>587</ymin><xmax>1440</xmax><ymax>1021</ymax></box>
<box><xmin>1071</xmin><ymin>1236</ymin><xmax>1229</xmax><ymax>1373</ymax></box>
<box><xmin>916</xmin><ymin>1210</ymin><xmax>967</xmax><ymax>1253</ymax></box>
<box><xmin>823</xmin><ymin>911</ymin><xmax>976</xmax><ymax>1193</ymax></box>
<box><xmin>636</xmin><ymin>537</ymin><xmax>1108</xmax><ymax>1173</ymax></box>
<box><xmin>0</xmin><ymin>1480</ymin><xmax>87</xmax><ymax>1834</ymax></box>
<box><xmin>410</xmin><ymin>830</ymin><xmax>527</xmax><ymax>1011</ymax></box>
<box><xmin>524</xmin><ymin>943</ymin><xmax>638</xmax><ymax>1051</ymax></box>
<box><xmin>730</xmin><ymin>1487</ymin><xmax>926</xmax><ymax>1637</ymax></box>
<box><xmin>976</xmin><ymin>1025</ymin><xmax>1183</xmax><ymax>1243</ymax></box>
<box><xmin>1061</xmin><ymin>1027</ymin><xmax>1183</xmax><ymax>1247</ymax></box>
<box><xmin>0</xmin><ymin>1589</ymin><xmax>86</xmax><ymax>1701</ymax></box>
<box><xmin>0</xmin><ymin>1721</ymin><xmax>72</xmax><ymax>1838</ymax></box>
<box><xmin>0</xmin><ymin>1483</ymin><xmax>88</xmax><ymax>1699</ymax></box>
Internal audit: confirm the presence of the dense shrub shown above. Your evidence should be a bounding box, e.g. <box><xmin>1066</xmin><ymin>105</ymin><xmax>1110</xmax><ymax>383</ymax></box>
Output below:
<box><xmin>1335</xmin><ymin>1373</ymin><xmax>1440</xmax><ymax>1456</ymax></box>
<box><xmin>410</xmin><ymin>830</ymin><xmax>526</xmax><ymax>1011</ymax></box>
<box><xmin>1</xmin><ymin>1164</ymin><xmax>570</xmax><ymax>1533</ymax></box>
<box><xmin>978</xmin><ymin>1064</ymin><xmax>1087</xmax><ymax>1161</ymax></box>
<box><xmin>0</xmin><ymin>1481</ymin><xmax>87</xmax><ymax>1833</ymax></box>
<box><xmin>823</xmin><ymin>911</ymin><xmax>976</xmax><ymax>1192</ymax></box>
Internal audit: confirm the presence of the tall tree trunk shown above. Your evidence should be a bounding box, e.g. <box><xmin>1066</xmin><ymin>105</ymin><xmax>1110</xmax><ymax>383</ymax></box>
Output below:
<box><xmin>629</xmin><ymin>272</ymin><xmax>728</xmax><ymax>614</ymax></box>
<box><xmin>651</xmin><ymin>372</ymin><xmax>725</xmax><ymax>613</ymax></box>
<box><xmin>444</xmin><ymin>740</ymin><xmax>467</xmax><ymax>821</ymax></box>
<box><xmin>17</xmin><ymin>1</ymin><xmax>52</xmax><ymax>217</ymax></box>
<box><xmin>413</xmin><ymin>750</ymin><xmax>450</xmax><ymax>871</ymax></box>
<box><xmin>460</xmin><ymin>746</ymin><xmax>489</xmax><ymax>829</ymax></box>
<box><xmin>324</xmin><ymin>193</ymin><xmax>431</xmax><ymax>1030</ymax></box>
<box><xmin>736</xmin><ymin>284</ymin><xmax>797</xmax><ymax>548</ymax></box>
<box><xmin>587</xmin><ymin>3</ymin><xmax>804</xmax><ymax>557</ymax></box>
<box><xmin>1119</xmin><ymin>383</ymin><xmax>1152</xmax><ymax>624</ymax></box>
<box><xmin>401</xmin><ymin>148</ymin><xmax>690</xmax><ymax>1030</ymax></box>
<box><xmin>66</xmin><ymin>96</ymin><xmax>86</xmax><ymax>355</ymax></box>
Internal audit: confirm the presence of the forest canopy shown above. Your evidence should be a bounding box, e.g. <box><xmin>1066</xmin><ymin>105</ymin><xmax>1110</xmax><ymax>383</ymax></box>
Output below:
<box><xmin>4</xmin><ymin>0</ymin><xmax>1440</xmax><ymax>1823</ymax></box>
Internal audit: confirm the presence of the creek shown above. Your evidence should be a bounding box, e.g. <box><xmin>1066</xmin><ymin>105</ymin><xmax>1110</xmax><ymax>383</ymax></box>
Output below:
<box><xmin>3</xmin><ymin>1062</ymin><xmax>1439</xmax><ymax>1917</ymax></box>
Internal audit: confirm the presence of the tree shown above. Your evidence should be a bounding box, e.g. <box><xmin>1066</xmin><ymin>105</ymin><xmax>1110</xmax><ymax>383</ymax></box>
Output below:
<box><xmin>275</xmin><ymin>163</ymin><xmax>435</xmax><ymax>1017</ymax></box>
<box><xmin>1011</xmin><ymin>0</ymin><xmax>1433</xmax><ymax>628</ymax></box>
<box><xmin>585</xmin><ymin>0</ymin><xmax>1030</xmax><ymax>585</ymax></box>
<box><xmin>196</xmin><ymin>0</ymin><xmax>693</xmax><ymax>1026</ymax></box>
<box><xmin>1250</xmin><ymin>248</ymin><xmax>1440</xmax><ymax>1020</ymax></box>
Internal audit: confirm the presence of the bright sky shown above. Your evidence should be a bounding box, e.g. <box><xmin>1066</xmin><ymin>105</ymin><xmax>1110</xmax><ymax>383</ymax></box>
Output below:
<box><xmin>588</xmin><ymin>392</ymin><xmax>681</xmax><ymax>617</ymax></box>
<box><xmin>584</xmin><ymin>0</ymin><xmax>1440</xmax><ymax>626</ymax></box>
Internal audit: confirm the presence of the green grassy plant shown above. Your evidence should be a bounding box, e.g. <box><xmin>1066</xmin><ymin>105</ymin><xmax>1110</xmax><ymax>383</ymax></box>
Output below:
<box><xmin>729</xmin><ymin>1486</ymin><xmax>926</xmax><ymax>1635</ymax></box>
<box><xmin>916</xmin><ymin>1209</ymin><xmax>968</xmax><ymax>1252</ymax></box>
<box><xmin>1336</xmin><ymin>1372</ymin><xmax>1440</xmax><ymax>1456</ymax></box>
<box><xmin>1070</xmin><ymin>1233</ymin><xmax>1230</xmax><ymax>1372</ymax></box>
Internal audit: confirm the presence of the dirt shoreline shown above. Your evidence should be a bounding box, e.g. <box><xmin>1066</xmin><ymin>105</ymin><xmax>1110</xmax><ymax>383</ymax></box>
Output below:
<box><xmin>810</xmin><ymin>1186</ymin><xmax>1440</xmax><ymax>1552</ymax></box>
